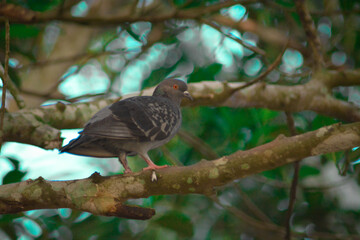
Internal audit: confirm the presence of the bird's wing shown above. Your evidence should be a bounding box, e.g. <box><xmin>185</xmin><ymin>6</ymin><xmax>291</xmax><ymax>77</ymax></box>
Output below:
<box><xmin>82</xmin><ymin>97</ymin><xmax>180</xmax><ymax>141</ymax></box>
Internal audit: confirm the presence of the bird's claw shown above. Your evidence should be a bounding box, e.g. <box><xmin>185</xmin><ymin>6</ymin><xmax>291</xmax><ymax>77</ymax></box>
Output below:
<box><xmin>142</xmin><ymin>165</ymin><xmax>169</xmax><ymax>171</ymax></box>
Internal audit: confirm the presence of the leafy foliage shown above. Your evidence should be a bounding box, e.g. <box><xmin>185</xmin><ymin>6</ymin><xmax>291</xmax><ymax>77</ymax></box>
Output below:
<box><xmin>1</xmin><ymin>0</ymin><xmax>360</xmax><ymax>239</ymax></box>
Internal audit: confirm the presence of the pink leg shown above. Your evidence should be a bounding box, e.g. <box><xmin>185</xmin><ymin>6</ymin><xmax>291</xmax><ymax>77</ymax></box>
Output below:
<box><xmin>119</xmin><ymin>152</ymin><xmax>132</xmax><ymax>174</ymax></box>
<box><xmin>140</xmin><ymin>153</ymin><xmax>169</xmax><ymax>171</ymax></box>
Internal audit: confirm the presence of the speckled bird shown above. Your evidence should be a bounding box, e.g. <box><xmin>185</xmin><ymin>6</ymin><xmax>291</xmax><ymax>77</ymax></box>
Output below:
<box><xmin>59</xmin><ymin>79</ymin><xmax>192</xmax><ymax>173</ymax></box>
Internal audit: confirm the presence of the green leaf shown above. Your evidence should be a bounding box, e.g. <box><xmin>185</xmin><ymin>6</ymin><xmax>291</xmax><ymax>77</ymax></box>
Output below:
<box><xmin>0</xmin><ymin>24</ymin><xmax>40</xmax><ymax>39</ymax></box>
<box><xmin>274</xmin><ymin>0</ymin><xmax>295</xmax><ymax>8</ymax></box>
<box><xmin>27</xmin><ymin>0</ymin><xmax>62</xmax><ymax>11</ymax></box>
<box><xmin>299</xmin><ymin>165</ymin><xmax>320</xmax><ymax>179</ymax></box>
<box><xmin>311</xmin><ymin>115</ymin><xmax>338</xmax><ymax>131</ymax></box>
<box><xmin>188</xmin><ymin>63</ymin><xmax>222</xmax><ymax>83</ymax></box>
<box><xmin>6</xmin><ymin>156</ymin><xmax>21</xmax><ymax>169</ymax></box>
<box><xmin>153</xmin><ymin>211</ymin><xmax>194</xmax><ymax>237</ymax></box>
<box><xmin>2</xmin><ymin>169</ymin><xmax>27</xmax><ymax>184</ymax></box>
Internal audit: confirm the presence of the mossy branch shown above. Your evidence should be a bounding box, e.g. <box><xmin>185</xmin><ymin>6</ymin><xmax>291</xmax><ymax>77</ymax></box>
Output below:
<box><xmin>2</xmin><ymin>68</ymin><xmax>360</xmax><ymax>149</ymax></box>
<box><xmin>1</xmin><ymin>121</ymin><xmax>359</xmax><ymax>219</ymax></box>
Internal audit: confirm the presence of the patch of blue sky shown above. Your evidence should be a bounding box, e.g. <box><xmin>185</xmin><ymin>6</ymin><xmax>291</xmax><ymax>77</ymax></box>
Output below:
<box><xmin>137</xmin><ymin>0</ymin><xmax>154</xmax><ymax>8</ymax></box>
<box><xmin>318</xmin><ymin>22</ymin><xmax>331</xmax><ymax>38</ymax></box>
<box><xmin>106</xmin><ymin>31</ymin><xmax>142</xmax><ymax>53</ymax></box>
<box><xmin>41</xmin><ymin>99</ymin><xmax>67</xmax><ymax>107</ymax></box>
<box><xmin>215</xmin><ymin>46</ymin><xmax>233</xmax><ymax>67</ymax></box>
<box><xmin>349</xmin><ymin>87</ymin><xmax>360</xmax><ymax>107</ymax></box>
<box><xmin>331</xmin><ymin>51</ymin><xmax>346</xmax><ymax>66</ymax></box>
<box><xmin>131</xmin><ymin>22</ymin><xmax>151</xmax><ymax>43</ymax></box>
<box><xmin>58</xmin><ymin>208</ymin><xmax>72</xmax><ymax>219</ymax></box>
<box><xmin>169</xmin><ymin>61</ymin><xmax>194</xmax><ymax>79</ymax></box>
<box><xmin>224</xmin><ymin>37</ymin><xmax>244</xmax><ymax>58</ymax></box>
<box><xmin>74</xmin><ymin>212</ymin><xmax>92</xmax><ymax>223</ymax></box>
<box><xmin>244</xmin><ymin>58</ymin><xmax>262</xmax><ymax>76</ymax></box>
<box><xmin>24</xmin><ymin>209</ymin><xmax>58</xmax><ymax>218</ymax></box>
<box><xmin>13</xmin><ymin>218</ymin><xmax>41</xmax><ymax>238</ymax></box>
<box><xmin>228</xmin><ymin>29</ymin><xmax>241</xmax><ymax>39</ymax></box>
<box><xmin>201</xmin><ymin>25</ymin><xmax>221</xmax><ymax>51</ymax></box>
<box><xmin>123</xmin><ymin>32</ymin><xmax>143</xmax><ymax>49</ymax></box>
<box><xmin>137</xmin><ymin>60</ymin><xmax>152</xmax><ymax>79</ymax></box>
<box><xmin>281</xmin><ymin>49</ymin><xmax>303</xmax><ymax>73</ymax></box>
<box><xmin>106</xmin><ymin>54</ymin><xmax>126</xmax><ymax>72</ymax></box>
<box><xmin>59</xmin><ymin>61</ymin><xmax>110</xmax><ymax>98</ymax></box>
<box><xmin>352</xmin><ymin>159</ymin><xmax>360</xmax><ymax>165</ymax></box>
<box><xmin>177</xmin><ymin>28</ymin><xmax>195</xmax><ymax>42</ymax></box>
<box><xmin>9</xmin><ymin>58</ymin><xmax>19</xmax><ymax>68</ymax></box>
<box><xmin>352</xmin><ymin>146</ymin><xmax>360</xmax><ymax>165</ymax></box>
<box><xmin>243</xmin><ymin>39</ymin><xmax>257</xmax><ymax>56</ymax></box>
<box><xmin>0</xmin><ymin>229</ymin><xmax>10</xmax><ymax>240</ymax></box>
<box><xmin>0</xmin><ymin>129</ymin><xmax>121</xmax><ymax>180</ymax></box>
<box><xmin>71</xmin><ymin>1</ymin><xmax>88</xmax><ymax>17</ymax></box>
<box><xmin>22</xmin><ymin>218</ymin><xmax>42</xmax><ymax>237</ymax></box>
<box><xmin>228</xmin><ymin>4</ymin><xmax>247</xmax><ymax>21</ymax></box>
<box><xmin>119</xmin><ymin>65</ymin><xmax>143</xmax><ymax>95</ymax></box>
<box><xmin>221</xmin><ymin>4</ymin><xmax>247</xmax><ymax>21</ymax></box>
<box><xmin>18</xmin><ymin>235</ymin><xmax>32</xmax><ymax>240</ymax></box>
<box><xmin>89</xmin><ymin>39</ymin><xmax>103</xmax><ymax>52</ymax></box>
<box><xmin>61</xmin><ymin>129</ymin><xmax>81</xmax><ymax>146</ymax></box>
<box><xmin>146</xmin><ymin>43</ymin><xmax>168</xmax><ymax>69</ymax></box>
<box><xmin>43</xmin><ymin>23</ymin><xmax>60</xmax><ymax>55</ymax></box>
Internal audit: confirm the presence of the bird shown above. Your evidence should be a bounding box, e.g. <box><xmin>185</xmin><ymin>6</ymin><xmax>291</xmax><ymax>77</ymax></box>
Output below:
<box><xmin>59</xmin><ymin>78</ymin><xmax>192</xmax><ymax>174</ymax></box>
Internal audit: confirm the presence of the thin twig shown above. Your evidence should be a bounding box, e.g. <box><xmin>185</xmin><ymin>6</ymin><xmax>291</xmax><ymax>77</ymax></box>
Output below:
<box><xmin>201</xmin><ymin>19</ymin><xmax>266</xmax><ymax>56</ymax></box>
<box><xmin>130</xmin><ymin>0</ymin><xmax>140</xmax><ymax>14</ymax></box>
<box><xmin>0</xmin><ymin>65</ymin><xmax>25</xmax><ymax>109</ymax></box>
<box><xmin>211</xmin><ymin>192</ymin><xmax>360</xmax><ymax>240</ymax></box>
<box><xmin>0</xmin><ymin>19</ymin><xmax>10</xmax><ymax>148</ymax></box>
<box><xmin>228</xmin><ymin>39</ymin><xmax>288</xmax><ymax>94</ymax></box>
<box><xmin>15</xmin><ymin>50</ymin><xmax>125</xmax><ymax>70</ymax></box>
<box><xmin>284</xmin><ymin>111</ymin><xmax>300</xmax><ymax>240</ymax></box>
<box><xmin>252</xmin><ymin>174</ymin><xmax>353</xmax><ymax>192</ymax></box>
<box><xmin>234</xmin><ymin>183</ymin><xmax>273</xmax><ymax>223</ymax></box>
<box><xmin>57</xmin><ymin>0</ymin><xmax>66</xmax><ymax>16</ymax></box>
<box><xmin>160</xmin><ymin>145</ymin><xmax>183</xmax><ymax>166</ymax></box>
<box><xmin>210</xmin><ymin>195</ymin><xmax>284</xmax><ymax>236</ymax></box>
<box><xmin>177</xmin><ymin>129</ymin><xmax>219</xmax><ymax>160</ymax></box>
<box><xmin>295</xmin><ymin>0</ymin><xmax>324</xmax><ymax>69</ymax></box>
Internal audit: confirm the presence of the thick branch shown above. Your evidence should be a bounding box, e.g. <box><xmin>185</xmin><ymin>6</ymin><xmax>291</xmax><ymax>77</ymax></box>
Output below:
<box><xmin>0</xmin><ymin>1</ymin><xmax>252</xmax><ymax>24</ymax></box>
<box><xmin>1</xmin><ymin>121</ymin><xmax>359</xmax><ymax>218</ymax></box>
<box><xmin>0</xmin><ymin>2</ymin><xmax>307</xmax><ymax>57</ymax></box>
<box><xmin>210</xmin><ymin>15</ymin><xmax>309</xmax><ymax>57</ymax></box>
<box><xmin>3</xmin><ymin>69</ymin><xmax>360</xmax><ymax>148</ymax></box>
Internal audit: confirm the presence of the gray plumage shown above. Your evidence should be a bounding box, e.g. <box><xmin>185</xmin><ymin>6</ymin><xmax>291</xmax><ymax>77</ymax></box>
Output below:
<box><xmin>60</xmin><ymin>78</ymin><xmax>192</xmax><ymax>173</ymax></box>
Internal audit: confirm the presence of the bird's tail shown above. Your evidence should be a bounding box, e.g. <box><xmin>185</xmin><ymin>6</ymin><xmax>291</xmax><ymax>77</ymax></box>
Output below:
<box><xmin>59</xmin><ymin>135</ymin><xmax>87</xmax><ymax>153</ymax></box>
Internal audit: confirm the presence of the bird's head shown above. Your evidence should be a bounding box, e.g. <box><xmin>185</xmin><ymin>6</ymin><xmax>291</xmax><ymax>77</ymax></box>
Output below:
<box><xmin>153</xmin><ymin>79</ymin><xmax>193</xmax><ymax>105</ymax></box>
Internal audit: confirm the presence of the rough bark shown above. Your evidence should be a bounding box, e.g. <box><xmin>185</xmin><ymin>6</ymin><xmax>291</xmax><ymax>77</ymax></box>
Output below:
<box><xmin>1</xmin><ymin>121</ymin><xmax>359</xmax><ymax>219</ymax></box>
<box><xmin>3</xmin><ymin>69</ymin><xmax>360</xmax><ymax>149</ymax></box>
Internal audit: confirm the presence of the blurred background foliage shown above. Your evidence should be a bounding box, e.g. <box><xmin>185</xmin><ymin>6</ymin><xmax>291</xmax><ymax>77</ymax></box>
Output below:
<box><xmin>1</xmin><ymin>0</ymin><xmax>360</xmax><ymax>239</ymax></box>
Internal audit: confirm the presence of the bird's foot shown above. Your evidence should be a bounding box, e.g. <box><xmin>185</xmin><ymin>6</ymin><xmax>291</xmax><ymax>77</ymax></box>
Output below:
<box><xmin>123</xmin><ymin>169</ymin><xmax>132</xmax><ymax>174</ymax></box>
<box><xmin>142</xmin><ymin>164</ymin><xmax>169</xmax><ymax>171</ymax></box>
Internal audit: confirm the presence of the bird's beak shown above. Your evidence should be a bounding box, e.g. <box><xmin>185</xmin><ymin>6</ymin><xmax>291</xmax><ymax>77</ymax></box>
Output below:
<box><xmin>183</xmin><ymin>91</ymin><xmax>193</xmax><ymax>101</ymax></box>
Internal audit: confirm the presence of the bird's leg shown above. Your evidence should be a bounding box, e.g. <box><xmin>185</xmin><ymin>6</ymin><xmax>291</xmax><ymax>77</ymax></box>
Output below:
<box><xmin>140</xmin><ymin>153</ymin><xmax>169</xmax><ymax>171</ymax></box>
<box><xmin>119</xmin><ymin>152</ymin><xmax>132</xmax><ymax>174</ymax></box>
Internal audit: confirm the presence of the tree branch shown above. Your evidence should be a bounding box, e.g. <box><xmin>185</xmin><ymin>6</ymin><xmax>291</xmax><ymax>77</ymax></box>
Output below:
<box><xmin>0</xmin><ymin>19</ymin><xmax>10</xmax><ymax>147</ymax></box>
<box><xmin>0</xmin><ymin>1</ymin><xmax>252</xmax><ymax>24</ymax></box>
<box><xmin>1</xmin><ymin>121</ymin><xmax>360</xmax><ymax>218</ymax></box>
<box><xmin>295</xmin><ymin>0</ymin><xmax>324</xmax><ymax>69</ymax></box>
<box><xmin>2</xmin><ymin>68</ymin><xmax>360</xmax><ymax>149</ymax></box>
<box><xmin>284</xmin><ymin>112</ymin><xmax>299</xmax><ymax>240</ymax></box>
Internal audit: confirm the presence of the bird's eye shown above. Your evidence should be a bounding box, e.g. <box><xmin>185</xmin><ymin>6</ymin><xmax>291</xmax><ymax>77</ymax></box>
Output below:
<box><xmin>173</xmin><ymin>84</ymin><xmax>179</xmax><ymax>90</ymax></box>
